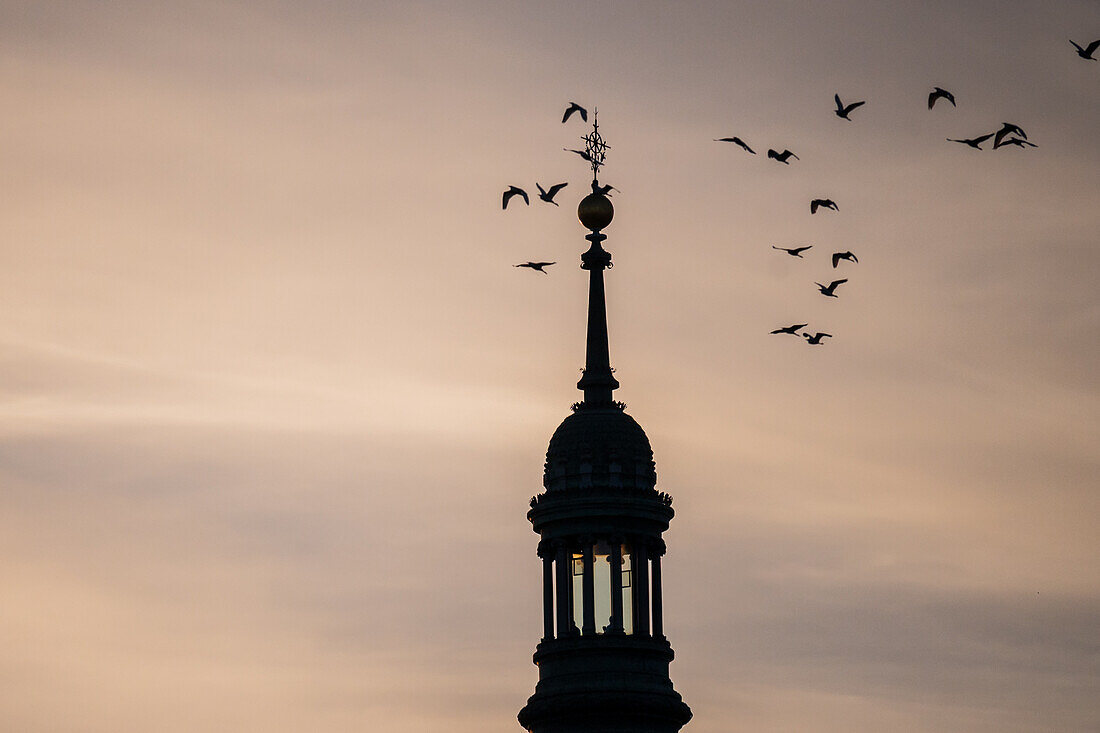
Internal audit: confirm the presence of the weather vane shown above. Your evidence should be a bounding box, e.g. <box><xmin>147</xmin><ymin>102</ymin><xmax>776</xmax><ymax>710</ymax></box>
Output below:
<box><xmin>581</xmin><ymin>110</ymin><xmax>609</xmax><ymax>182</ymax></box>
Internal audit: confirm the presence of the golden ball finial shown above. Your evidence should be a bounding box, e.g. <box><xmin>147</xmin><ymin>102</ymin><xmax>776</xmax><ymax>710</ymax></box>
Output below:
<box><xmin>578</xmin><ymin>189</ymin><xmax>614</xmax><ymax>231</ymax></box>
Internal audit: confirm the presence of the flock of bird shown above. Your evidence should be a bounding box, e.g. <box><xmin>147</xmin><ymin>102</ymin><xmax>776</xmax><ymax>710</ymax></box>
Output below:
<box><xmin>502</xmin><ymin>38</ymin><xmax>1098</xmax><ymax>339</ymax></box>
<box><xmin>502</xmin><ymin>101</ymin><xmax>607</xmax><ymax>275</ymax></box>
<box><xmin>714</xmin><ymin>36</ymin><xmax>1098</xmax><ymax>346</ymax></box>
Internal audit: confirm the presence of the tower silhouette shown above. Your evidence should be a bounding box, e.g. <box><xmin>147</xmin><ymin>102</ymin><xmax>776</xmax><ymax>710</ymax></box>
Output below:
<box><xmin>518</xmin><ymin>137</ymin><xmax>692</xmax><ymax>733</ymax></box>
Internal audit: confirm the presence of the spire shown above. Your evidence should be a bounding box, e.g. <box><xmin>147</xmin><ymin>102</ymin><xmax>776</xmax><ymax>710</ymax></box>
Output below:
<box><xmin>575</xmin><ymin>113</ymin><xmax>620</xmax><ymax>405</ymax></box>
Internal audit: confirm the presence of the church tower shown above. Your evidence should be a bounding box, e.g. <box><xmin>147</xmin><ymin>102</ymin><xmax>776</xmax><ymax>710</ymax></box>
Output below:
<box><xmin>518</xmin><ymin>119</ymin><xmax>692</xmax><ymax>733</ymax></box>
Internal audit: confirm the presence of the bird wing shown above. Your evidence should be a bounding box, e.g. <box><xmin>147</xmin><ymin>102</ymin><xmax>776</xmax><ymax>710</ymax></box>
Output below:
<box><xmin>831</xmin><ymin>279</ymin><xmax>848</xmax><ymax>288</ymax></box>
<box><xmin>767</xmin><ymin>149</ymin><xmax>778</xmax><ymax>159</ymax></box>
<box><xmin>535</xmin><ymin>183</ymin><xmax>547</xmax><ymax>196</ymax></box>
<box><xmin>739</xmin><ymin>139</ymin><xmax>756</xmax><ymax>154</ymax></box>
<box><xmin>811</xmin><ymin>201</ymin><xmax>819</xmax><ymax>213</ymax></box>
<box><xmin>974</xmin><ymin>133</ymin><xmax>994</xmax><ymax>144</ymax></box>
<box><xmin>928</xmin><ymin>91</ymin><xmax>938</xmax><ymax>109</ymax></box>
<box><xmin>794</xmin><ymin>246</ymin><xmax>812</xmax><ymax>254</ymax></box>
<box><xmin>788</xmin><ymin>151</ymin><xmax>799</xmax><ymax>159</ymax></box>
<box><xmin>1086</xmin><ymin>40</ymin><xmax>1100</xmax><ymax>55</ymax></box>
<box><xmin>817</xmin><ymin>333</ymin><xmax>832</xmax><ymax>339</ymax></box>
<box><xmin>832</xmin><ymin>253</ymin><xmax>840</xmax><ymax>268</ymax></box>
<box><xmin>1070</xmin><ymin>39</ymin><xmax>1085</xmax><ymax>53</ymax></box>
<box><xmin>547</xmin><ymin>182</ymin><xmax>568</xmax><ymax>196</ymax></box>
<box><xmin>534</xmin><ymin>262</ymin><xmax>555</xmax><ymax>267</ymax></box>
<box><xmin>844</xmin><ymin>101</ymin><xmax>866</xmax><ymax>114</ymax></box>
<box><xmin>850</xmin><ymin>253</ymin><xmax>858</xmax><ymax>262</ymax></box>
<box><xmin>826</xmin><ymin>200</ymin><xmax>838</xmax><ymax>209</ymax></box>
<box><xmin>834</xmin><ymin>93</ymin><xmax>843</xmax><ymax>111</ymax></box>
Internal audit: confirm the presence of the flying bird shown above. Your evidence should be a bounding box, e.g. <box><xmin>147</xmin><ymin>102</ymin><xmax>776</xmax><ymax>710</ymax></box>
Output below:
<box><xmin>1070</xmin><ymin>39</ymin><xmax>1100</xmax><ymax>60</ymax></box>
<box><xmin>536</xmin><ymin>182</ymin><xmax>568</xmax><ymax>205</ymax></box>
<box><xmin>770</xmin><ymin>323</ymin><xmax>808</xmax><ymax>335</ymax></box>
<box><xmin>947</xmin><ymin>132</ymin><xmax>994</xmax><ymax>149</ymax></box>
<box><xmin>994</xmin><ymin>137</ymin><xmax>1038</xmax><ymax>149</ymax></box>
<box><xmin>803</xmin><ymin>332</ymin><xmax>832</xmax><ymax>345</ymax></box>
<box><xmin>562</xmin><ymin>102</ymin><xmax>588</xmax><ymax>123</ymax></box>
<box><xmin>502</xmin><ymin>186</ymin><xmax>529</xmax><ymax>209</ymax></box>
<box><xmin>593</xmin><ymin>183</ymin><xmax>618</xmax><ymax>196</ymax></box>
<box><xmin>715</xmin><ymin>137</ymin><xmax>756</xmax><ymax>154</ymax></box>
<box><xmin>834</xmin><ymin>93</ymin><xmax>866</xmax><ymax>120</ymax></box>
<box><xmin>565</xmin><ymin>148</ymin><xmax>596</xmax><ymax>163</ymax></box>
<box><xmin>832</xmin><ymin>251</ymin><xmax>858</xmax><ymax>268</ymax></box>
<box><xmin>767</xmin><ymin>148</ymin><xmax>799</xmax><ymax>164</ymax></box>
<box><xmin>993</xmin><ymin>123</ymin><xmax>1027</xmax><ymax>148</ymax></box>
<box><xmin>772</xmin><ymin>245</ymin><xmax>813</xmax><ymax>258</ymax></box>
<box><xmin>815</xmin><ymin>279</ymin><xmax>848</xmax><ymax>297</ymax></box>
<box><xmin>515</xmin><ymin>261</ymin><xmax>555</xmax><ymax>273</ymax></box>
<box><xmin>928</xmin><ymin>87</ymin><xmax>956</xmax><ymax>109</ymax></box>
<box><xmin>810</xmin><ymin>199</ymin><xmax>838</xmax><ymax>214</ymax></box>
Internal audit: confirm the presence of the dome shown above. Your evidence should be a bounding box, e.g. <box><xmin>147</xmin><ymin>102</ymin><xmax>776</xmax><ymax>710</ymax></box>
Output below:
<box><xmin>543</xmin><ymin>406</ymin><xmax>657</xmax><ymax>492</ymax></box>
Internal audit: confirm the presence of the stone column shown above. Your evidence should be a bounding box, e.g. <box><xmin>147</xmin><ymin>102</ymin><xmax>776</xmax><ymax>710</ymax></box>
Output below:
<box><xmin>633</xmin><ymin>543</ymin><xmax>650</xmax><ymax>636</ymax></box>
<box><xmin>581</xmin><ymin>542</ymin><xmax>596</xmax><ymax>635</ymax></box>
<box><xmin>651</xmin><ymin>552</ymin><xmax>664</xmax><ymax>638</ymax></box>
<box><xmin>542</xmin><ymin>552</ymin><xmax>555</xmax><ymax>641</ymax></box>
<box><xmin>555</xmin><ymin>544</ymin><xmax>571</xmax><ymax>637</ymax></box>
<box><xmin>608</xmin><ymin>541</ymin><xmax>624</xmax><ymax>634</ymax></box>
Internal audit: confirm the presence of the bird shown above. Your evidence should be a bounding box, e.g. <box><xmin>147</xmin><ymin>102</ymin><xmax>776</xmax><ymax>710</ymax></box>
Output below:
<box><xmin>993</xmin><ymin>123</ymin><xmax>1027</xmax><ymax>148</ymax></box>
<box><xmin>832</xmin><ymin>251</ymin><xmax>858</xmax><ymax>268</ymax></box>
<box><xmin>715</xmin><ymin>137</ymin><xmax>756</xmax><ymax>154</ymax></box>
<box><xmin>803</xmin><ymin>332</ymin><xmax>832</xmax><ymax>345</ymax></box>
<box><xmin>815</xmin><ymin>279</ymin><xmax>848</xmax><ymax>297</ymax></box>
<box><xmin>562</xmin><ymin>102</ymin><xmax>588</xmax><ymax>123</ymax></box>
<box><xmin>515</xmin><ymin>261</ymin><xmax>555</xmax><ymax>273</ymax></box>
<box><xmin>994</xmin><ymin>137</ymin><xmax>1038</xmax><ymax>149</ymax></box>
<box><xmin>594</xmin><ymin>183</ymin><xmax>618</xmax><ymax>196</ymax></box>
<box><xmin>834</xmin><ymin>93</ymin><xmax>866</xmax><ymax>120</ymax></box>
<box><xmin>810</xmin><ymin>199</ymin><xmax>838</xmax><ymax>214</ymax></box>
<box><xmin>1069</xmin><ymin>39</ymin><xmax>1100</xmax><ymax>60</ymax></box>
<box><xmin>947</xmin><ymin>133</ymin><xmax>994</xmax><ymax>149</ymax></box>
<box><xmin>928</xmin><ymin>87</ymin><xmax>956</xmax><ymax>109</ymax></box>
<box><xmin>773</xmin><ymin>245</ymin><xmax>813</xmax><ymax>258</ymax></box>
<box><xmin>565</xmin><ymin>148</ymin><xmax>596</xmax><ymax>163</ymax></box>
<box><xmin>770</xmin><ymin>323</ymin><xmax>808</xmax><ymax>335</ymax></box>
<box><xmin>536</xmin><ymin>182</ymin><xmax>568</xmax><ymax>205</ymax></box>
<box><xmin>502</xmin><ymin>186</ymin><xmax>529</xmax><ymax>209</ymax></box>
<box><xmin>767</xmin><ymin>148</ymin><xmax>799</xmax><ymax>164</ymax></box>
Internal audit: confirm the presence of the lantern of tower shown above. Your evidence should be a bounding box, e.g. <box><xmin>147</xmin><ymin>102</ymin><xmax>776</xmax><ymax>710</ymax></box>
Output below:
<box><xmin>518</xmin><ymin>117</ymin><xmax>692</xmax><ymax>733</ymax></box>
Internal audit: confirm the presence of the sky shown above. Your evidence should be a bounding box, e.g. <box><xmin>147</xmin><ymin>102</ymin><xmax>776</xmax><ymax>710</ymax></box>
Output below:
<box><xmin>1</xmin><ymin>1</ymin><xmax>1098</xmax><ymax>731</ymax></box>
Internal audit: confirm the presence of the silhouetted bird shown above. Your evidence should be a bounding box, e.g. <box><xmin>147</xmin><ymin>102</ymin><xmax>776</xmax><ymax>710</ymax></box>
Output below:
<box><xmin>562</xmin><ymin>102</ymin><xmax>588</xmax><ymax>123</ymax></box>
<box><xmin>773</xmin><ymin>245</ymin><xmax>813</xmax><ymax>258</ymax></box>
<box><xmin>594</xmin><ymin>183</ymin><xmax>618</xmax><ymax>196</ymax></box>
<box><xmin>810</xmin><ymin>199</ymin><xmax>838</xmax><ymax>214</ymax></box>
<box><xmin>815</xmin><ymin>279</ymin><xmax>848</xmax><ymax>297</ymax></box>
<box><xmin>565</xmin><ymin>148</ymin><xmax>596</xmax><ymax>164</ymax></box>
<box><xmin>803</xmin><ymin>332</ymin><xmax>832</xmax><ymax>345</ymax></box>
<box><xmin>515</xmin><ymin>261</ymin><xmax>555</xmax><ymax>273</ymax></box>
<box><xmin>947</xmin><ymin>133</ymin><xmax>994</xmax><ymax>149</ymax></box>
<box><xmin>503</xmin><ymin>186</ymin><xmax>529</xmax><ymax>209</ymax></box>
<box><xmin>1070</xmin><ymin>39</ymin><xmax>1100</xmax><ymax>60</ymax></box>
<box><xmin>770</xmin><ymin>323</ymin><xmax>808</xmax><ymax>335</ymax></box>
<box><xmin>767</xmin><ymin>149</ymin><xmax>800</xmax><ymax>164</ymax></box>
<box><xmin>536</xmin><ymin>182</ymin><xmax>568</xmax><ymax>205</ymax></box>
<box><xmin>715</xmin><ymin>137</ymin><xmax>756</xmax><ymax>154</ymax></box>
<box><xmin>928</xmin><ymin>87</ymin><xmax>956</xmax><ymax>109</ymax></box>
<box><xmin>832</xmin><ymin>251</ymin><xmax>858</xmax><ymax>268</ymax></box>
<box><xmin>993</xmin><ymin>123</ymin><xmax>1028</xmax><ymax>148</ymax></box>
<box><xmin>994</xmin><ymin>137</ymin><xmax>1037</xmax><ymax>149</ymax></box>
<box><xmin>834</xmin><ymin>94</ymin><xmax>866</xmax><ymax>120</ymax></box>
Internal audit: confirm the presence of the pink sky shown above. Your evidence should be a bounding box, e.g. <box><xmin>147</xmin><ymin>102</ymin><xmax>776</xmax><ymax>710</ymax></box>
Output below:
<box><xmin>1</xmin><ymin>2</ymin><xmax>1098</xmax><ymax>731</ymax></box>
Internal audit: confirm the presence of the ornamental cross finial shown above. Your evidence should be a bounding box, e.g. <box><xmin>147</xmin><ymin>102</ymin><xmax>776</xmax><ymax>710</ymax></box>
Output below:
<box><xmin>581</xmin><ymin>110</ymin><xmax>609</xmax><ymax>181</ymax></box>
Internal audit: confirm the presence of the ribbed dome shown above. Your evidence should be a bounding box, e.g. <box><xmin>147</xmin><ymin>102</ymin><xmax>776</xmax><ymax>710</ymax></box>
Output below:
<box><xmin>543</xmin><ymin>406</ymin><xmax>657</xmax><ymax>492</ymax></box>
